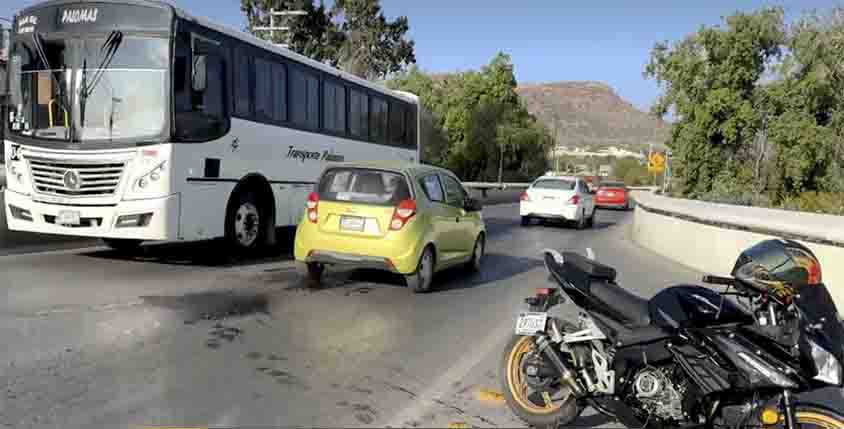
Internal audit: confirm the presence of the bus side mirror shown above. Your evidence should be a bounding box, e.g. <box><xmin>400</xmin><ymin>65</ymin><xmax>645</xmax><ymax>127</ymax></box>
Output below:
<box><xmin>192</xmin><ymin>54</ymin><xmax>207</xmax><ymax>92</ymax></box>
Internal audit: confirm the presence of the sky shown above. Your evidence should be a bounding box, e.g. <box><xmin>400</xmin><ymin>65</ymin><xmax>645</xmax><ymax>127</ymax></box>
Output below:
<box><xmin>2</xmin><ymin>0</ymin><xmax>841</xmax><ymax>112</ymax></box>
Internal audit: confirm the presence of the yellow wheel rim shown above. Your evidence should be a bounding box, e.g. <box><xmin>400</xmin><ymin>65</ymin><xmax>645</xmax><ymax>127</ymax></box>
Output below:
<box><xmin>505</xmin><ymin>336</ymin><xmax>565</xmax><ymax>415</ymax></box>
<box><xmin>795</xmin><ymin>411</ymin><xmax>844</xmax><ymax>428</ymax></box>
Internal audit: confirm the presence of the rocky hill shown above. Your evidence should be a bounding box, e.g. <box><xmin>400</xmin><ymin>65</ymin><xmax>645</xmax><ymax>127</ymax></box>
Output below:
<box><xmin>516</xmin><ymin>81</ymin><xmax>670</xmax><ymax>152</ymax></box>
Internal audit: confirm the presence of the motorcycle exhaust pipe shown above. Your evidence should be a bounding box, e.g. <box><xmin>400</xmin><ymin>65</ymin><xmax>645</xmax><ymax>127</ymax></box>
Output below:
<box><xmin>535</xmin><ymin>335</ymin><xmax>585</xmax><ymax>397</ymax></box>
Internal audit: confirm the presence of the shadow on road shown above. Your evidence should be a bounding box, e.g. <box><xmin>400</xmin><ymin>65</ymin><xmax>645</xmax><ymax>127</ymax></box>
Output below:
<box><xmin>80</xmin><ymin>228</ymin><xmax>296</xmax><ymax>267</ymax></box>
<box><xmin>567</xmin><ymin>412</ymin><xmax>616</xmax><ymax>428</ymax></box>
<box><xmin>435</xmin><ymin>253</ymin><xmax>543</xmax><ymax>292</ymax></box>
<box><xmin>526</xmin><ymin>218</ymin><xmax>618</xmax><ymax>231</ymax></box>
<box><xmin>297</xmin><ymin>252</ymin><xmax>543</xmax><ymax>294</ymax></box>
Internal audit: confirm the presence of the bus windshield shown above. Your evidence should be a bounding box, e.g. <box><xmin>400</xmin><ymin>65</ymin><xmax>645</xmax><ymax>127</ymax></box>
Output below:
<box><xmin>8</xmin><ymin>34</ymin><xmax>168</xmax><ymax>143</ymax></box>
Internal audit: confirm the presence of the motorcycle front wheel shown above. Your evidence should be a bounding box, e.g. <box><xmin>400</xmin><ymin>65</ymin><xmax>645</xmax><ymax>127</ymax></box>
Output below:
<box><xmin>792</xmin><ymin>404</ymin><xmax>844</xmax><ymax>428</ymax></box>
<box><xmin>501</xmin><ymin>335</ymin><xmax>580</xmax><ymax>429</ymax></box>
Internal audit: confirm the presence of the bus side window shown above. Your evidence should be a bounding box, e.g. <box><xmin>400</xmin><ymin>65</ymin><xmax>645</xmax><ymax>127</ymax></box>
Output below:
<box><xmin>174</xmin><ymin>32</ymin><xmax>229</xmax><ymax>142</ymax></box>
<box><xmin>389</xmin><ymin>102</ymin><xmax>406</xmax><ymax>147</ymax></box>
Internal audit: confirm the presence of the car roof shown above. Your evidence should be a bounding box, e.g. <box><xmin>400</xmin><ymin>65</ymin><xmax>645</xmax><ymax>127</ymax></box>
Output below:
<box><xmin>322</xmin><ymin>161</ymin><xmax>454</xmax><ymax>178</ymax></box>
<box><xmin>534</xmin><ymin>176</ymin><xmax>578</xmax><ymax>182</ymax></box>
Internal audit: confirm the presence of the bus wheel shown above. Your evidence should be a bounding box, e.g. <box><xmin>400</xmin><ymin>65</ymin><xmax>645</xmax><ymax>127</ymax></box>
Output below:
<box><xmin>226</xmin><ymin>190</ymin><xmax>266</xmax><ymax>255</ymax></box>
<box><xmin>102</xmin><ymin>238</ymin><xmax>142</xmax><ymax>253</ymax></box>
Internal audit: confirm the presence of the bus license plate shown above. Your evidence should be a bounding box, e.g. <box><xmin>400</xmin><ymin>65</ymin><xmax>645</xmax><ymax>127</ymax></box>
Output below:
<box><xmin>515</xmin><ymin>312</ymin><xmax>548</xmax><ymax>336</ymax></box>
<box><xmin>340</xmin><ymin>216</ymin><xmax>364</xmax><ymax>231</ymax></box>
<box><xmin>57</xmin><ymin>210</ymin><xmax>81</xmax><ymax>226</ymax></box>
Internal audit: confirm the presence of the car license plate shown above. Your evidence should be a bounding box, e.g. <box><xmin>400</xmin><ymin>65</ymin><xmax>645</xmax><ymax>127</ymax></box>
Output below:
<box><xmin>607</xmin><ymin>192</ymin><xmax>616</xmax><ymax>197</ymax></box>
<box><xmin>515</xmin><ymin>312</ymin><xmax>548</xmax><ymax>336</ymax></box>
<box><xmin>543</xmin><ymin>196</ymin><xmax>556</xmax><ymax>200</ymax></box>
<box><xmin>57</xmin><ymin>210</ymin><xmax>81</xmax><ymax>226</ymax></box>
<box><xmin>340</xmin><ymin>215</ymin><xmax>365</xmax><ymax>231</ymax></box>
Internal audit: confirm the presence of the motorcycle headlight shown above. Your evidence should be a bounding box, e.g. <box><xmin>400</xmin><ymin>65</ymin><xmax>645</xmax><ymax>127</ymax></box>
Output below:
<box><xmin>809</xmin><ymin>338</ymin><xmax>842</xmax><ymax>386</ymax></box>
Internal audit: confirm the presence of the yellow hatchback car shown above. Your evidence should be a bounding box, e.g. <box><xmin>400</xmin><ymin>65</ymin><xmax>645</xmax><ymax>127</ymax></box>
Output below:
<box><xmin>294</xmin><ymin>161</ymin><xmax>486</xmax><ymax>292</ymax></box>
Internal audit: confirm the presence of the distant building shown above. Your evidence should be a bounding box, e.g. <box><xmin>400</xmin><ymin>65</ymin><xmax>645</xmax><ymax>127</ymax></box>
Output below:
<box><xmin>552</xmin><ymin>145</ymin><xmax>646</xmax><ymax>160</ymax></box>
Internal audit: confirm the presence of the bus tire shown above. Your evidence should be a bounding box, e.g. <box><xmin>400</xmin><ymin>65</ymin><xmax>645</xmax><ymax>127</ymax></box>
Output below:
<box><xmin>102</xmin><ymin>238</ymin><xmax>142</xmax><ymax>253</ymax></box>
<box><xmin>225</xmin><ymin>189</ymin><xmax>267</xmax><ymax>255</ymax></box>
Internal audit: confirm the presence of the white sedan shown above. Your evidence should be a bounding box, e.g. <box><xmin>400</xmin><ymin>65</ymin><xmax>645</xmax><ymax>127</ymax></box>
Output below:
<box><xmin>519</xmin><ymin>176</ymin><xmax>596</xmax><ymax>228</ymax></box>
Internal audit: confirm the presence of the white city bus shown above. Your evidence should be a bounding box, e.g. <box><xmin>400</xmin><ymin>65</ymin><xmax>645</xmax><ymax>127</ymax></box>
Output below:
<box><xmin>3</xmin><ymin>0</ymin><xmax>421</xmax><ymax>252</ymax></box>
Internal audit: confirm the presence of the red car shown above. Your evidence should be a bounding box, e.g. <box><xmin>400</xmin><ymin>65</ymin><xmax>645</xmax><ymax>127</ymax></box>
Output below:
<box><xmin>594</xmin><ymin>181</ymin><xmax>630</xmax><ymax>210</ymax></box>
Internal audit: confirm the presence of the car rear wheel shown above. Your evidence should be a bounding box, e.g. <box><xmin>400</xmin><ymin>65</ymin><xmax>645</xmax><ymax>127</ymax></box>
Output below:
<box><xmin>299</xmin><ymin>262</ymin><xmax>324</xmax><ymax>288</ymax></box>
<box><xmin>587</xmin><ymin>210</ymin><xmax>595</xmax><ymax>228</ymax></box>
<box><xmin>521</xmin><ymin>216</ymin><xmax>531</xmax><ymax>226</ymax></box>
<box><xmin>407</xmin><ymin>246</ymin><xmax>435</xmax><ymax>293</ymax></box>
<box><xmin>467</xmin><ymin>234</ymin><xmax>485</xmax><ymax>272</ymax></box>
<box><xmin>575</xmin><ymin>210</ymin><xmax>587</xmax><ymax>230</ymax></box>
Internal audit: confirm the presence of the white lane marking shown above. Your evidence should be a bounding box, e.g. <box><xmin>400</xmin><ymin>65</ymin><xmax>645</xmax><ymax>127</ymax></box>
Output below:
<box><xmin>586</xmin><ymin>247</ymin><xmax>596</xmax><ymax>261</ymax></box>
<box><xmin>381</xmin><ymin>317</ymin><xmax>513</xmax><ymax>428</ymax></box>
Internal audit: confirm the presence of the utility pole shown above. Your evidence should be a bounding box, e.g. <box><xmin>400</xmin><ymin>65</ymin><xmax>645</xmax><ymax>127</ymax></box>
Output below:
<box><xmin>251</xmin><ymin>8</ymin><xmax>307</xmax><ymax>48</ymax></box>
<box><xmin>498</xmin><ymin>137</ymin><xmax>505</xmax><ymax>186</ymax></box>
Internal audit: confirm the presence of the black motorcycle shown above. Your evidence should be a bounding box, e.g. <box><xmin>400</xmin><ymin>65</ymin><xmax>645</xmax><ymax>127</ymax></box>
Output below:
<box><xmin>501</xmin><ymin>239</ymin><xmax>844</xmax><ymax>428</ymax></box>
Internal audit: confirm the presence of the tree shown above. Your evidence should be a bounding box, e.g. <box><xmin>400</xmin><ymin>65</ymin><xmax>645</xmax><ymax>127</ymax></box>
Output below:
<box><xmin>388</xmin><ymin>53</ymin><xmax>553</xmax><ymax>181</ymax></box>
<box><xmin>645</xmin><ymin>8</ymin><xmax>787</xmax><ymax>199</ymax></box>
<box><xmin>242</xmin><ymin>0</ymin><xmax>415</xmax><ymax>80</ymax></box>
<box><xmin>241</xmin><ymin>0</ymin><xmax>344</xmax><ymax>64</ymax></box>
<box><xmin>332</xmin><ymin>0</ymin><xmax>416</xmax><ymax>80</ymax></box>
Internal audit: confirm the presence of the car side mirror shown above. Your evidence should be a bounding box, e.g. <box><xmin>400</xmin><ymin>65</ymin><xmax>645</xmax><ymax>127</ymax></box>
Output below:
<box><xmin>464</xmin><ymin>197</ymin><xmax>483</xmax><ymax>212</ymax></box>
<box><xmin>192</xmin><ymin>54</ymin><xmax>208</xmax><ymax>92</ymax></box>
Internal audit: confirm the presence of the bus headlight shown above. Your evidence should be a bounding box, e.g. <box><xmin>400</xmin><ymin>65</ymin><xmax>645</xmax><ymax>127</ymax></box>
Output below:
<box><xmin>8</xmin><ymin>162</ymin><xmax>24</xmax><ymax>184</ymax></box>
<box><xmin>134</xmin><ymin>160</ymin><xmax>166</xmax><ymax>191</ymax></box>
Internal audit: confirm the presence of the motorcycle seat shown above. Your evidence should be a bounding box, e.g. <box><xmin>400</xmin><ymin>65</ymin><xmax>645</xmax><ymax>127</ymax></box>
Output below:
<box><xmin>543</xmin><ymin>249</ymin><xmax>649</xmax><ymax>327</ymax></box>
<box><xmin>545</xmin><ymin>251</ymin><xmax>617</xmax><ymax>293</ymax></box>
<box><xmin>589</xmin><ymin>279</ymin><xmax>651</xmax><ymax>327</ymax></box>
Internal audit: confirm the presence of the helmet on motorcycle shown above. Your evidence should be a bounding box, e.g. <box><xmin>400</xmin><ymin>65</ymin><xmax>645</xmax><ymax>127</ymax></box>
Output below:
<box><xmin>731</xmin><ymin>239</ymin><xmax>822</xmax><ymax>298</ymax></box>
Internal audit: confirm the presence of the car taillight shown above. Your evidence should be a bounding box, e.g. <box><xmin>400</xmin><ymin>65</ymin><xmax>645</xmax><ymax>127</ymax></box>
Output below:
<box><xmin>390</xmin><ymin>199</ymin><xmax>417</xmax><ymax>231</ymax></box>
<box><xmin>568</xmin><ymin>195</ymin><xmax>580</xmax><ymax>205</ymax></box>
<box><xmin>520</xmin><ymin>191</ymin><xmax>530</xmax><ymax>202</ymax></box>
<box><xmin>306</xmin><ymin>192</ymin><xmax>319</xmax><ymax>223</ymax></box>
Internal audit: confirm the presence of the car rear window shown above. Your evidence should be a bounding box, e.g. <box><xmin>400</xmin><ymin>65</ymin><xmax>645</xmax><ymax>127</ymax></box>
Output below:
<box><xmin>317</xmin><ymin>168</ymin><xmax>411</xmax><ymax>206</ymax></box>
<box><xmin>532</xmin><ymin>179</ymin><xmax>575</xmax><ymax>190</ymax></box>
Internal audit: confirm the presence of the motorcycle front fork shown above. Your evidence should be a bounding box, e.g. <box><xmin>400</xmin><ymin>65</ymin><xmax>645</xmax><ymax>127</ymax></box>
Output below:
<box><xmin>781</xmin><ymin>389</ymin><xmax>796</xmax><ymax>429</ymax></box>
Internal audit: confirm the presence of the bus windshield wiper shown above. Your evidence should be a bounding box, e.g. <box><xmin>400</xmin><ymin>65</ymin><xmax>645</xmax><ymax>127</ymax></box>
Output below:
<box><xmin>78</xmin><ymin>30</ymin><xmax>123</xmax><ymax>137</ymax></box>
<box><xmin>31</xmin><ymin>32</ymin><xmax>72</xmax><ymax>140</ymax></box>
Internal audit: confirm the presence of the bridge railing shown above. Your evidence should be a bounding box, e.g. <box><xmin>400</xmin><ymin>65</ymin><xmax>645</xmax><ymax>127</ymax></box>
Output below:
<box><xmin>462</xmin><ymin>181</ymin><xmax>657</xmax><ymax>196</ymax></box>
<box><xmin>631</xmin><ymin>190</ymin><xmax>844</xmax><ymax>308</ymax></box>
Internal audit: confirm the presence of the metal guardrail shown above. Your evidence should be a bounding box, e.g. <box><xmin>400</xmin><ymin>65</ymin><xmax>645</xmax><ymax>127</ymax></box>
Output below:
<box><xmin>462</xmin><ymin>181</ymin><xmax>658</xmax><ymax>196</ymax></box>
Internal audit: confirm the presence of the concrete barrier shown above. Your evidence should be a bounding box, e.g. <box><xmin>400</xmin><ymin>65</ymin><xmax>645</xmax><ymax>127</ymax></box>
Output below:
<box><xmin>632</xmin><ymin>191</ymin><xmax>844</xmax><ymax>308</ymax></box>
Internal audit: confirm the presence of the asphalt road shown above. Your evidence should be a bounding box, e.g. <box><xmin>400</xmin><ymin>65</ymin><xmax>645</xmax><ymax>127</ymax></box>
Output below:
<box><xmin>3</xmin><ymin>201</ymin><xmax>709</xmax><ymax>429</ymax></box>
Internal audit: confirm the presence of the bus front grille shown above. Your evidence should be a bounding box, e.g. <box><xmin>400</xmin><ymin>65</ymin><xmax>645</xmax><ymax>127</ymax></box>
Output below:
<box><xmin>28</xmin><ymin>159</ymin><xmax>125</xmax><ymax>197</ymax></box>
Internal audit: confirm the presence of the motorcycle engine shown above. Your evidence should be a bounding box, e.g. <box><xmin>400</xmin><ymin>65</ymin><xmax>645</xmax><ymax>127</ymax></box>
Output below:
<box><xmin>632</xmin><ymin>366</ymin><xmax>687</xmax><ymax>422</ymax></box>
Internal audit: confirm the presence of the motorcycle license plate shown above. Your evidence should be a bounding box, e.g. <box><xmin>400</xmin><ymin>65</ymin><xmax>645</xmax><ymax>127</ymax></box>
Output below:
<box><xmin>515</xmin><ymin>312</ymin><xmax>548</xmax><ymax>336</ymax></box>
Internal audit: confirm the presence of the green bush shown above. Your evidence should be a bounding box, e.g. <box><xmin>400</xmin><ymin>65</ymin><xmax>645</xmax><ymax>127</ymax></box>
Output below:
<box><xmin>779</xmin><ymin>192</ymin><xmax>844</xmax><ymax>215</ymax></box>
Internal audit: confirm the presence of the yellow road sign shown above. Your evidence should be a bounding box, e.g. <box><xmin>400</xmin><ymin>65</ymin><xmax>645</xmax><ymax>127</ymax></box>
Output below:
<box><xmin>648</xmin><ymin>152</ymin><xmax>665</xmax><ymax>173</ymax></box>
